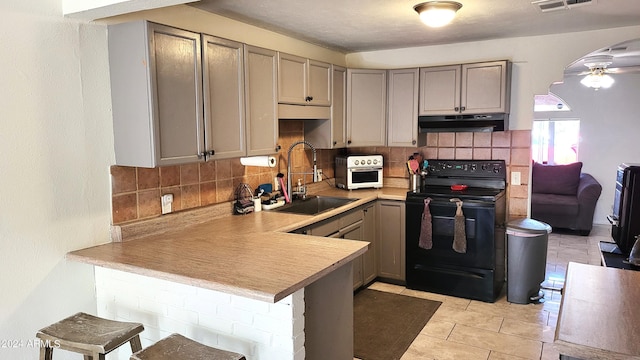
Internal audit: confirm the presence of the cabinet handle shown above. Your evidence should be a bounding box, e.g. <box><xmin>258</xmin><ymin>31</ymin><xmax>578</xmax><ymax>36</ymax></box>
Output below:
<box><xmin>305</xmin><ymin>96</ymin><xmax>313</xmax><ymax>102</ymax></box>
<box><xmin>412</xmin><ymin>140</ymin><xmax>416</xmax><ymax>145</ymax></box>
<box><xmin>347</xmin><ymin>140</ymin><xmax>352</xmax><ymax>145</ymax></box>
<box><xmin>454</xmin><ymin>107</ymin><xmax>459</xmax><ymax>112</ymax></box>
<box><xmin>460</xmin><ymin>106</ymin><xmax>466</xmax><ymax>112</ymax></box>
<box><xmin>198</xmin><ymin>152</ymin><xmax>207</xmax><ymax>159</ymax></box>
<box><xmin>333</xmin><ymin>141</ymin><xmax>337</xmax><ymax>145</ymax></box>
<box><xmin>208</xmin><ymin>150</ymin><xmax>215</xmax><ymax>156</ymax></box>
<box><xmin>275</xmin><ymin>145</ymin><xmax>282</xmax><ymax>151</ymax></box>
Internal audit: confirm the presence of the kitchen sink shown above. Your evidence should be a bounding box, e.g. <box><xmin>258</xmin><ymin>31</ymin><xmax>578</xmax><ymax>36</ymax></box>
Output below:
<box><xmin>275</xmin><ymin>195</ymin><xmax>357</xmax><ymax>215</ymax></box>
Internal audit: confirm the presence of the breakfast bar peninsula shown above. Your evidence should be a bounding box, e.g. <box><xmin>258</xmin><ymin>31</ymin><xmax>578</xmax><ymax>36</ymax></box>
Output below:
<box><xmin>67</xmin><ymin>192</ymin><xmax>384</xmax><ymax>360</ymax></box>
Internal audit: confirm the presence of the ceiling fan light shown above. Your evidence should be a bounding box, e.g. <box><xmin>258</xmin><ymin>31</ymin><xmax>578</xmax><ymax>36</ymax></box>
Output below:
<box><xmin>580</xmin><ymin>73</ymin><xmax>615</xmax><ymax>90</ymax></box>
<box><xmin>414</xmin><ymin>1</ymin><xmax>463</xmax><ymax>28</ymax></box>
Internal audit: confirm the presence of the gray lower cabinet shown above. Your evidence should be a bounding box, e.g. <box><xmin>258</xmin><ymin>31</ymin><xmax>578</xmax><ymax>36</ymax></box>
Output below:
<box><xmin>377</xmin><ymin>200</ymin><xmax>406</xmax><ymax>282</ymax></box>
<box><xmin>292</xmin><ymin>203</ymin><xmax>377</xmax><ymax>290</ymax></box>
<box><xmin>109</xmin><ymin>21</ymin><xmax>205</xmax><ymax>168</ymax></box>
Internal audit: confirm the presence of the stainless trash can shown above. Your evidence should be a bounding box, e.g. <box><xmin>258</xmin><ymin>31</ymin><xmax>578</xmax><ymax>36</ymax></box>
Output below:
<box><xmin>506</xmin><ymin>218</ymin><xmax>552</xmax><ymax>304</ymax></box>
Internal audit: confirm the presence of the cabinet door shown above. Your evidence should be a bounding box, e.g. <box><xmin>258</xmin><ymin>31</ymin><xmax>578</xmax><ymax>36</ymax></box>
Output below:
<box><xmin>331</xmin><ymin>65</ymin><xmax>347</xmax><ymax>148</ymax></box>
<box><xmin>419</xmin><ymin>65</ymin><xmax>460</xmax><ymax>116</ymax></box>
<box><xmin>387</xmin><ymin>68</ymin><xmax>419</xmax><ymax>147</ymax></box>
<box><xmin>362</xmin><ymin>203</ymin><xmax>377</xmax><ymax>285</ymax></box>
<box><xmin>110</xmin><ymin>21</ymin><xmax>204</xmax><ymax>168</ymax></box>
<box><xmin>341</xmin><ymin>220</ymin><xmax>364</xmax><ymax>290</ymax></box>
<box><xmin>151</xmin><ymin>24</ymin><xmax>204</xmax><ymax>166</ymax></box>
<box><xmin>244</xmin><ymin>45</ymin><xmax>279</xmax><ymax>156</ymax></box>
<box><xmin>278</xmin><ymin>52</ymin><xmax>307</xmax><ymax>105</ymax></box>
<box><xmin>308</xmin><ymin>60</ymin><xmax>332</xmax><ymax>106</ymax></box>
<box><xmin>202</xmin><ymin>35</ymin><xmax>245</xmax><ymax>160</ymax></box>
<box><xmin>461</xmin><ymin>61</ymin><xmax>511</xmax><ymax>114</ymax></box>
<box><xmin>377</xmin><ymin>200</ymin><xmax>406</xmax><ymax>282</ymax></box>
<box><xmin>346</xmin><ymin>69</ymin><xmax>387</xmax><ymax>147</ymax></box>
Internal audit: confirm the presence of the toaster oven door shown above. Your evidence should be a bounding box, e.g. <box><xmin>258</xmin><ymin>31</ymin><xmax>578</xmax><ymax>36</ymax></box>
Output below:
<box><xmin>348</xmin><ymin>168</ymin><xmax>382</xmax><ymax>189</ymax></box>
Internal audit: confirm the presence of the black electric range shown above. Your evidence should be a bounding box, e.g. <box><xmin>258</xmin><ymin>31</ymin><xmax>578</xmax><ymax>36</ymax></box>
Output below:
<box><xmin>405</xmin><ymin>160</ymin><xmax>507</xmax><ymax>302</ymax></box>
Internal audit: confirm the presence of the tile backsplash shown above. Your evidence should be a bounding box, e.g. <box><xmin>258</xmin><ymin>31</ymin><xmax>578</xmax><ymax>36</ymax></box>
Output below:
<box><xmin>111</xmin><ymin>123</ymin><xmax>531</xmax><ymax>224</ymax></box>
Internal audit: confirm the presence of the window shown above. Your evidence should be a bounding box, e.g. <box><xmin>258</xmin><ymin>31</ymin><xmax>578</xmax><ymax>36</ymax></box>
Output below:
<box><xmin>532</xmin><ymin>119</ymin><xmax>580</xmax><ymax>165</ymax></box>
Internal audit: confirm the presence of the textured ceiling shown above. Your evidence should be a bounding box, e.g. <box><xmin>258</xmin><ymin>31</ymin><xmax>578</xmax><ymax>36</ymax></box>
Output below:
<box><xmin>191</xmin><ymin>0</ymin><xmax>640</xmax><ymax>53</ymax></box>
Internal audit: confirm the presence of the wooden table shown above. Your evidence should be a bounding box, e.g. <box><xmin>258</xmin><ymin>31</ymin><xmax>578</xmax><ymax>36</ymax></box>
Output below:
<box><xmin>554</xmin><ymin>262</ymin><xmax>640</xmax><ymax>360</ymax></box>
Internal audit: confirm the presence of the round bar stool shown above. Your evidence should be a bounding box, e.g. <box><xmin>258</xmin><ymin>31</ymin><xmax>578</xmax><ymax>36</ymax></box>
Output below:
<box><xmin>36</xmin><ymin>312</ymin><xmax>144</xmax><ymax>360</ymax></box>
<box><xmin>131</xmin><ymin>333</ymin><xmax>246</xmax><ymax>360</ymax></box>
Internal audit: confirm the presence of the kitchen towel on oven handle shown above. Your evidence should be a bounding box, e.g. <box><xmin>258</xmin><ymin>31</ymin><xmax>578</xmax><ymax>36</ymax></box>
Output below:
<box><xmin>450</xmin><ymin>198</ymin><xmax>467</xmax><ymax>253</ymax></box>
<box><xmin>419</xmin><ymin>197</ymin><xmax>433</xmax><ymax>249</ymax></box>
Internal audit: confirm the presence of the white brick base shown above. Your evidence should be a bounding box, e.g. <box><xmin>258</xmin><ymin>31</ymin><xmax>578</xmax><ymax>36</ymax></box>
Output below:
<box><xmin>94</xmin><ymin>267</ymin><xmax>305</xmax><ymax>360</ymax></box>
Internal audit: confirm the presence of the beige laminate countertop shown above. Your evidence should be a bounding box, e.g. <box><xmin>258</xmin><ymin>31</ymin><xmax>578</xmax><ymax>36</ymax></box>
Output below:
<box><xmin>554</xmin><ymin>262</ymin><xmax>640</xmax><ymax>360</ymax></box>
<box><xmin>68</xmin><ymin>185</ymin><xmax>408</xmax><ymax>303</ymax></box>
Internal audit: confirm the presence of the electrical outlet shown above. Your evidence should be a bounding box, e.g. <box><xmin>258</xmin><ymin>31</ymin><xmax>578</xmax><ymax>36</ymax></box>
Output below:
<box><xmin>315</xmin><ymin>168</ymin><xmax>323</xmax><ymax>182</ymax></box>
<box><xmin>511</xmin><ymin>171</ymin><xmax>521</xmax><ymax>186</ymax></box>
<box><xmin>161</xmin><ymin>194</ymin><xmax>173</xmax><ymax>214</ymax></box>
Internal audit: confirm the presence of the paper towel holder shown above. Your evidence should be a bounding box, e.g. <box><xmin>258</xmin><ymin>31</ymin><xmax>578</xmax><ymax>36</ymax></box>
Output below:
<box><xmin>240</xmin><ymin>156</ymin><xmax>277</xmax><ymax>168</ymax></box>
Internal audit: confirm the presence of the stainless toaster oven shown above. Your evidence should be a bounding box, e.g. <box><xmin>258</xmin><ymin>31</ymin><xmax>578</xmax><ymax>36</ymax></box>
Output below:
<box><xmin>335</xmin><ymin>155</ymin><xmax>383</xmax><ymax>190</ymax></box>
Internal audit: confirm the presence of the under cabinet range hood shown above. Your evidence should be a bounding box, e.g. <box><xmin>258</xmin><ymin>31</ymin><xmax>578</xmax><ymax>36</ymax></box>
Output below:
<box><xmin>418</xmin><ymin>113</ymin><xmax>508</xmax><ymax>133</ymax></box>
<box><xmin>278</xmin><ymin>104</ymin><xmax>330</xmax><ymax>120</ymax></box>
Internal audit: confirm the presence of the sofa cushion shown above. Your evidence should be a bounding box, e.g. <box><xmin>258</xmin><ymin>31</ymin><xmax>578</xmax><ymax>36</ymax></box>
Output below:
<box><xmin>531</xmin><ymin>193</ymin><xmax>579</xmax><ymax>216</ymax></box>
<box><xmin>532</xmin><ymin>162</ymin><xmax>583</xmax><ymax>195</ymax></box>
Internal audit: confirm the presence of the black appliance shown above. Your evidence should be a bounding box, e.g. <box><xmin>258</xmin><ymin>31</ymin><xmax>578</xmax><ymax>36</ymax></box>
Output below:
<box><xmin>607</xmin><ymin>163</ymin><xmax>640</xmax><ymax>255</ymax></box>
<box><xmin>418</xmin><ymin>113</ymin><xmax>508</xmax><ymax>133</ymax></box>
<box><xmin>406</xmin><ymin>160</ymin><xmax>507</xmax><ymax>302</ymax></box>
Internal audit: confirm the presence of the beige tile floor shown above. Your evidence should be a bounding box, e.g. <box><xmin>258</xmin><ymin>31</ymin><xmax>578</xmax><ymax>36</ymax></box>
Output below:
<box><xmin>368</xmin><ymin>224</ymin><xmax>611</xmax><ymax>360</ymax></box>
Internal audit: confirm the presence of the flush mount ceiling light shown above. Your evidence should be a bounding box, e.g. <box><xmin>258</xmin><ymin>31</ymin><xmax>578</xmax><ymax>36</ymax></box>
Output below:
<box><xmin>414</xmin><ymin>1</ymin><xmax>463</xmax><ymax>28</ymax></box>
<box><xmin>580</xmin><ymin>55</ymin><xmax>615</xmax><ymax>90</ymax></box>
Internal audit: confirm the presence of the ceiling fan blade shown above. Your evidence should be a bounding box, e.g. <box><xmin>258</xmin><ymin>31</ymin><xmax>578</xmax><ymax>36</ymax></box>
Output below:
<box><xmin>606</xmin><ymin>66</ymin><xmax>640</xmax><ymax>74</ymax></box>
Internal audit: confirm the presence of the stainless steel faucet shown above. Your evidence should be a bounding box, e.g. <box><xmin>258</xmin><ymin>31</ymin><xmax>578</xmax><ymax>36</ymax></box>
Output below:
<box><xmin>286</xmin><ymin>140</ymin><xmax>317</xmax><ymax>202</ymax></box>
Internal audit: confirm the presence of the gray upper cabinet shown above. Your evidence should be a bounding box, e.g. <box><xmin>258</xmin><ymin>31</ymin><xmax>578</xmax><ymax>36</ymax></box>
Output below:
<box><xmin>302</xmin><ymin>64</ymin><xmax>346</xmax><ymax>149</ymax></box>
<box><xmin>278</xmin><ymin>53</ymin><xmax>331</xmax><ymax>106</ymax></box>
<box><xmin>202</xmin><ymin>35</ymin><xmax>245</xmax><ymax>160</ymax></box>
<box><xmin>244</xmin><ymin>45</ymin><xmax>280</xmax><ymax>156</ymax></box>
<box><xmin>387</xmin><ymin>68</ymin><xmax>419</xmax><ymax>147</ymax></box>
<box><xmin>419</xmin><ymin>60</ymin><xmax>511</xmax><ymax>116</ymax></box>
<box><xmin>346</xmin><ymin>69</ymin><xmax>387</xmax><ymax>147</ymax></box>
<box><xmin>109</xmin><ymin>21</ymin><xmax>205</xmax><ymax>168</ymax></box>
<box><xmin>331</xmin><ymin>65</ymin><xmax>347</xmax><ymax>148</ymax></box>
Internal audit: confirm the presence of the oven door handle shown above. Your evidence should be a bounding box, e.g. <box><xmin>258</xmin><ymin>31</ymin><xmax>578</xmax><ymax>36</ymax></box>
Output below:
<box><xmin>607</xmin><ymin>215</ymin><xmax>618</xmax><ymax>226</ymax></box>
<box><xmin>349</xmin><ymin>167</ymin><xmax>382</xmax><ymax>172</ymax></box>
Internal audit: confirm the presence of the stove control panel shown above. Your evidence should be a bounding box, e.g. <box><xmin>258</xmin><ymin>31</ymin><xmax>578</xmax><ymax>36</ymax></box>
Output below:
<box><xmin>426</xmin><ymin>160</ymin><xmax>506</xmax><ymax>179</ymax></box>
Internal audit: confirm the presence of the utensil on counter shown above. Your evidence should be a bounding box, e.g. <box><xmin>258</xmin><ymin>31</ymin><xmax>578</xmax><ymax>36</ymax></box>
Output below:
<box><xmin>277</xmin><ymin>173</ymin><xmax>290</xmax><ymax>203</ymax></box>
<box><xmin>409</xmin><ymin>159</ymin><xmax>419</xmax><ymax>174</ymax></box>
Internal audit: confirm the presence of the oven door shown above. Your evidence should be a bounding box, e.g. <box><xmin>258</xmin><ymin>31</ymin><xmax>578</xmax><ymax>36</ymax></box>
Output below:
<box><xmin>347</xmin><ymin>168</ymin><xmax>382</xmax><ymax>189</ymax></box>
<box><xmin>406</xmin><ymin>196</ymin><xmax>497</xmax><ymax>270</ymax></box>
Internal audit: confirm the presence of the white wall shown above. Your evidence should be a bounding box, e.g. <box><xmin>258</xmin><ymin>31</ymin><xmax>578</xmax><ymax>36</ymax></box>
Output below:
<box><xmin>0</xmin><ymin>1</ymin><xmax>113</xmax><ymax>359</ymax></box>
<box><xmin>537</xmin><ymin>73</ymin><xmax>640</xmax><ymax>225</ymax></box>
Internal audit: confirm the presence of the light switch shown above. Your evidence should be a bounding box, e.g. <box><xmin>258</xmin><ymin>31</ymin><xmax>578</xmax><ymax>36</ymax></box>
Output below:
<box><xmin>511</xmin><ymin>171</ymin><xmax>521</xmax><ymax>186</ymax></box>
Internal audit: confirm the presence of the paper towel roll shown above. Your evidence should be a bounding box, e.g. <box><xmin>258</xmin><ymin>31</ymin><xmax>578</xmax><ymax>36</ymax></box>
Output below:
<box><xmin>240</xmin><ymin>156</ymin><xmax>276</xmax><ymax>167</ymax></box>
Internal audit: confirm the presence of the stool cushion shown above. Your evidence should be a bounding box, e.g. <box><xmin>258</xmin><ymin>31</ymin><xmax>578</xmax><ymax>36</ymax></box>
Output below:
<box><xmin>37</xmin><ymin>312</ymin><xmax>144</xmax><ymax>354</ymax></box>
<box><xmin>131</xmin><ymin>333</ymin><xmax>246</xmax><ymax>360</ymax></box>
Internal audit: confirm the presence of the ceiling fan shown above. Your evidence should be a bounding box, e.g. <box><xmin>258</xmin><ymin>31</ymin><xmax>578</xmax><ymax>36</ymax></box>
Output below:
<box><xmin>565</xmin><ymin>51</ymin><xmax>640</xmax><ymax>89</ymax></box>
